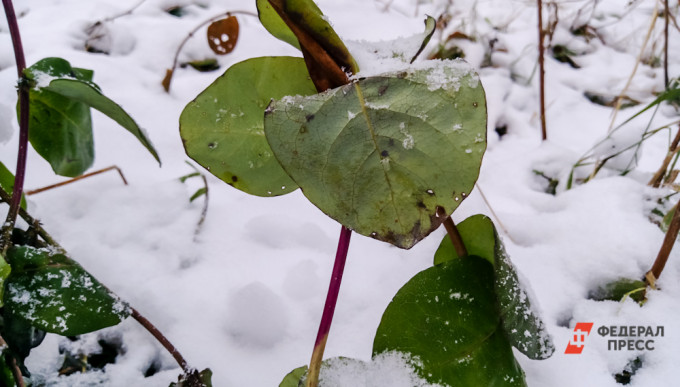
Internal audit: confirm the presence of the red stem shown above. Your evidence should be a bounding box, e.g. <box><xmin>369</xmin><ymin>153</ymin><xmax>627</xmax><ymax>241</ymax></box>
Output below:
<box><xmin>306</xmin><ymin>226</ymin><xmax>352</xmax><ymax>387</ymax></box>
<box><xmin>2</xmin><ymin>0</ymin><xmax>30</xmax><ymax>240</ymax></box>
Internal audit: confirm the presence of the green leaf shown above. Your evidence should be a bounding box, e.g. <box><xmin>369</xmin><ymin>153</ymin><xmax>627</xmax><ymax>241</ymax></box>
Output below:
<box><xmin>44</xmin><ymin>79</ymin><xmax>160</xmax><ymax>165</ymax></box>
<box><xmin>0</xmin><ymin>348</ymin><xmax>17</xmax><ymax>387</ymax></box>
<box><xmin>3</xmin><ymin>245</ymin><xmax>130</xmax><ymax>336</ymax></box>
<box><xmin>22</xmin><ymin>58</ymin><xmax>95</xmax><ymax>177</ymax></box>
<box><xmin>189</xmin><ymin>187</ymin><xmax>207</xmax><ymax>202</ymax></box>
<box><xmin>410</xmin><ymin>15</ymin><xmax>437</xmax><ymax>63</ymax></box>
<box><xmin>0</xmin><ymin>162</ymin><xmax>26</xmax><ymax>210</ymax></box>
<box><xmin>272</xmin><ymin>0</ymin><xmax>359</xmax><ymax>74</ymax></box>
<box><xmin>373</xmin><ymin>256</ymin><xmax>526</xmax><ymax>386</ymax></box>
<box><xmin>589</xmin><ymin>278</ymin><xmax>647</xmax><ymax>303</ymax></box>
<box><xmin>265</xmin><ymin>60</ymin><xmax>486</xmax><ymax>248</ymax></box>
<box><xmin>257</xmin><ymin>0</ymin><xmax>301</xmax><ymax>50</ymax></box>
<box><xmin>2</xmin><ymin>306</ymin><xmax>46</xmax><ymax>363</ymax></box>
<box><xmin>170</xmin><ymin>368</ymin><xmax>213</xmax><ymax>387</ymax></box>
<box><xmin>180</xmin><ymin>56</ymin><xmax>317</xmax><ymax>197</ymax></box>
<box><xmin>0</xmin><ymin>254</ymin><xmax>10</xmax><ymax>308</ymax></box>
<box><xmin>279</xmin><ymin>365</ymin><xmax>307</xmax><ymax>387</ymax></box>
<box><xmin>434</xmin><ymin>215</ymin><xmax>555</xmax><ymax>360</ymax></box>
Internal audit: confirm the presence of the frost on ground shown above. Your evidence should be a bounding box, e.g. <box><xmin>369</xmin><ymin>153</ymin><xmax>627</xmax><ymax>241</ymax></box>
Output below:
<box><xmin>0</xmin><ymin>0</ymin><xmax>679</xmax><ymax>386</ymax></box>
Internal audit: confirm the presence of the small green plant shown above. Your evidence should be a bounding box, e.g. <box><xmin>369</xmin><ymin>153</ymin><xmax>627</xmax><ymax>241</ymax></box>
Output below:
<box><xmin>180</xmin><ymin>0</ymin><xmax>554</xmax><ymax>386</ymax></box>
<box><xmin>0</xmin><ymin>0</ymin><xmax>210</xmax><ymax>385</ymax></box>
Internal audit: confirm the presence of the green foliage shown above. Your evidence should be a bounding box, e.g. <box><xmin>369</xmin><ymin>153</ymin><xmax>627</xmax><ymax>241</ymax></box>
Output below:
<box><xmin>180</xmin><ymin>56</ymin><xmax>316</xmax><ymax>197</ymax></box>
<box><xmin>589</xmin><ymin>278</ymin><xmax>647</xmax><ymax>303</ymax></box>
<box><xmin>256</xmin><ymin>0</ymin><xmax>301</xmax><ymax>50</ymax></box>
<box><xmin>0</xmin><ymin>162</ymin><xmax>26</xmax><ymax>210</ymax></box>
<box><xmin>373</xmin><ymin>256</ymin><xmax>526</xmax><ymax>386</ymax></box>
<box><xmin>0</xmin><ymin>348</ymin><xmax>16</xmax><ymax>387</ymax></box>
<box><xmin>3</xmin><ymin>245</ymin><xmax>130</xmax><ymax>336</ymax></box>
<box><xmin>279</xmin><ymin>365</ymin><xmax>308</xmax><ymax>387</ymax></box>
<box><xmin>21</xmin><ymin>57</ymin><xmax>159</xmax><ymax>177</ymax></box>
<box><xmin>265</xmin><ymin>61</ymin><xmax>486</xmax><ymax>248</ymax></box>
<box><xmin>434</xmin><ymin>215</ymin><xmax>555</xmax><ymax>360</ymax></box>
<box><xmin>170</xmin><ymin>368</ymin><xmax>213</xmax><ymax>387</ymax></box>
<box><xmin>410</xmin><ymin>16</ymin><xmax>436</xmax><ymax>63</ymax></box>
<box><xmin>0</xmin><ymin>254</ymin><xmax>11</xmax><ymax>308</ymax></box>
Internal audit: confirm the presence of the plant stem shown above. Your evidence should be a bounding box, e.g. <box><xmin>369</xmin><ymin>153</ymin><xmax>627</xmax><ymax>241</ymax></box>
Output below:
<box><xmin>1</xmin><ymin>0</ymin><xmax>29</xmax><ymax>255</ymax></box>
<box><xmin>649</xmin><ymin>125</ymin><xmax>680</xmax><ymax>188</ymax></box>
<box><xmin>537</xmin><ymin>0</ymin><xmax>547</xmax><ymax>141</ymax></box>
<box><xmin>25</xmin><ymin>165</ymin><xmax>128</xmax><ymax>195</ymax></box>
<box><xmin>0</xmin><ymin>334</ymin><xmax>25</xmax><ymax>387</ymax></box>
<box><xmin>130</xmin><ymin>307</ymin><xmax>191</xmax><ymax>373</ymax></box>
<box><xmin>664</xmin><ymin>0</ymin><xmax>669</xmax><ymax>89</ymax></box>
<box><xmin>306</xmin><ymin>226</ymin><xmax>352</xmax><ymax>387</ymax></box>
<box><xmin>437</xmin><ymin>207</ymin><xmax>467</xmax><ymax>257</ymax></box>
<box><xmin>647</xmin><ymin>203</ymin><xmax>680</xmax><ymax>286</ymax></box>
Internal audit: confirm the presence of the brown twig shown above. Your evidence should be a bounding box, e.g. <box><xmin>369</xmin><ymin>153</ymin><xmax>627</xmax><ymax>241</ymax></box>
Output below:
<box><xmin>436</xmin><ymin>207</ymin><xmax>467</xmax><ymax>257</ymax></box>
<box><xmin>648</xmin><ymin>125</ymin><xmax>680</xmax><ymax>187</ymax></box>
<box><xmin>537</xmin><ymin>0</ymin><xmax>547</xmax><ymax>141</ymax></box>
<box><xmin>25</xmin><ymin>165</ymin><xmax>128</xmax><ymax>196</ymax></box>
<box><xmin>647</xmin><ymin>202</ymin><xmax>680</xmax><ymax>285</ymax></box>
<box><xmin>664</xmin><ymin>0</ymin><xmax>669</xmax><ymax>89</ymax></box>
<box><xmin>130</xmin><ymin>307</ymin><xmax>190</xmax><ymax>373</ymax></box>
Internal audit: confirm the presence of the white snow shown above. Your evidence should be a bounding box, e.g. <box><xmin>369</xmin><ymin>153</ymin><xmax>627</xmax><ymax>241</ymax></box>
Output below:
<box><xmin>0</xmin><ymin>0</ymin><xmax>679</xmax><ymax>386</ymax></box>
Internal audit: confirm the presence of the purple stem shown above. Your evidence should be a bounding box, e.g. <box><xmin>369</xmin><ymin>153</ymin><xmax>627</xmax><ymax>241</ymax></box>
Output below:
<box><xmin>2</xmin><ymin>0</ymin><xmax>30</xmax><ymax>235</ymax></box>
<box><xmin>306</xmin><ymin>226</ymin><xmax>352</xmax><ymax>387</ymax></box>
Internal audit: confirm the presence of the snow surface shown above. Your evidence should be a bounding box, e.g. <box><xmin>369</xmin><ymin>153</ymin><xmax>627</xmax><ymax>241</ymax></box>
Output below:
<box><xmin>1</xmin><ymin>0</ymin><xmax>679</xmax><ymax>386</ymax></box>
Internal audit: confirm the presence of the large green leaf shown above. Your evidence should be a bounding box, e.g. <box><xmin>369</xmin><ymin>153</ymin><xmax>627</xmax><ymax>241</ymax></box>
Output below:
<box><xmin>21</xmin><ymin>57</ymin><xmax>160</xmax><ymax>177</ymax></box>
<box><xmin>265</xmin><ymin>59</ymin><xmax>486</xmax><ymax>248</ymax></box>
<box><xmin>3</xmin><ymin>245</ymin><xmax>130</xmax><ymax>336</ymax></box>
<box><xmin>257</xmin><ymin>0</ymin><xmax>301</xmax><ymax>50</ymax></box>
<box><xmin>434</xmin><ymin>215</ymin><xmax>555</xmax><ymax>360</ymax></box>
<box><xmin>22</xmin><ymin>58</ymin><xmax>95</xmax><ymax>177</ymax></box>
<box><xmin>180</xmin><ymin>56</ymin><xmax>316</xmax><ymax>197</ymax></box>
<box><xmin>44</xmin><ymin>79</ymin><xmax>160</xmax><ymax>165</ymax></box>
<box><xmin>373</xmin><ymin>256</ymin><xmax>526</xmax><ymax>386</ymax></box>
<box><xmin>0</xmin><ymin>161</ymin><xmax>26</xmax><ymax>210</ymax></box>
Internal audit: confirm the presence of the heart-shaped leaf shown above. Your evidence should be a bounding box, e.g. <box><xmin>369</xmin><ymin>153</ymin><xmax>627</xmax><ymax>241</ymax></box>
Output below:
<box><xmin>265</xmin><ymin>59</ymin><xmax>486</xmax><ymax>248</ymax></box>
<box><xmin>180</xmin><ymin>56</ymin><xmax>316</xmax><ymax>197</ymax></box>
<box><xmin>3</xmin><ymin>245</ymin><xmax>130</xmax><ymax>336</ymax></box>
<box><xmin>434</xmin><ymin>215</ymin><xmax>555</xmax><ymax>360</ymax></box>
<box><xmin>373</xmin><ymin>256</ymin><xmax>526</xmax><ymax>386</ymax></box>
<box><xmin>207</xmin><ymin>16</ymin><xmax>239</xmax><ymax>55</ymax></box>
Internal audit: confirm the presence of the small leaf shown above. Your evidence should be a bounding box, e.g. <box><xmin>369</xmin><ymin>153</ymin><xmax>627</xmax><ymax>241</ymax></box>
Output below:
<box><xmin>265</xmin><ymin>60</ymin><xmax>486</xmax><ymax>248</ymax></box>
<box><xmin>0</xmin><ymin>161</ymin><xmax>27</xmax><ymax>210</ymax></box>
<box><xmin>4</xmin><ymin>245</ymin><xmax>130</xmax><ymax>336</ymax></box>
<box><xmin>373</xmin><ymin>256</ymin><xmax>526</xmax><ymax>386</ymax></box>
<box><xmin>183</xmin><ymin>59</ymin><xmax>220</xmax><ymax>72</ymax></box>
<box><xmin>180</xmin><ymin>56</ymin><xmax>316</xmax><ymax>197</ymax></box>
<box><xmin>256</xmin><ymin>0</ymin><xmax>301</xmax><ymax>50</ymax></box>
<box><xmin>0</xmin><ymin>254</ymin><xmax>10</xmax><ymax>308</ymax></box>
<box><xmin>589</xmin><ymin>278</ymin><xmax>647</xmax><ymax>303</ymax></box>
<box><xmin>179</xmin><ymin>172</ymin><xmax>201</xmax><ymax>183</ymax></box>
<box><xmin>207</xmin><ymin>16</ymin><xmax>239</xmax><ymax>55</ymax></box>
<box><xmin>279</xmin><ymin>365</ymin><xmax>307</xmax><ymax>387</ymax></box>
<box><xmin>410</xmin><ymin>15</ymin><xmax>437</xmax><ymax>63</ymax></box>
<box><xmin>190</xmin><ymin>187</ymin><xmax>207</xmax><ymax>202</ymax></box>
<box><xmin>170</xmin><ymin>368</ymin><xmax>213</xmax><ymax>387</ymax></box>
<box><xmin>0</xmin><ymin>348</ymin><xmax>17</xmax><ymax>387</ymax></box>
<box><xmin>162</xmin><ymin>69</ymin><xmax>174</xmax><ymax>92</ymax></box>
<box><xmin>433</xmin><ymin>215</ymin><xmax>555</xmax><ymax>360</ymax></box>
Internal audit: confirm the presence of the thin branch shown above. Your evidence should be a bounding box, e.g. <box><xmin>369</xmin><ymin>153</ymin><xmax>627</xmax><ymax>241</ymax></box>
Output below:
<box><xmin>130</xmin><ymin>307</ymin><xmax>190</xmax><ymax>373</ymax></box>
<box><xmin>1</xmin><ymin>0</ymin><xmax>30</xmax><ymax>255</ymax></box>
<box><xmin>537</xmin><ymin>0</ymin><xmax>547</xmax><ymax>141</ymax></box>
<box><xmin>25</xmin><ymin>166</ymin><xmax>128</xmax><ymax>196</ymax></box>
<box><xmin>648</xmin><ymin>125</ymin><xmax>680</xmax><ymax>187</ymax></box>
<box><xmin>647</xmin><ymin>202</ymin><xmax>680</xmax><ymax>284</ymax></box>
<box><xmin>475</xmin><ymin>184</ymin><xmax>516</xmax><ymax>244</ymax></box>
<box><xmin>663</xmin><ymin>0</ymin><xmax>669</xmax><ymax>89</ymax></box>
<box><xmin>163</xmin><ymin>10</ymin><xmax>257</xmax><ymax>92</ymax></box>
<box><xmin>306</xmin><ymin>226</ymin><xmax>352</xmax><ymax>387</ymax></box>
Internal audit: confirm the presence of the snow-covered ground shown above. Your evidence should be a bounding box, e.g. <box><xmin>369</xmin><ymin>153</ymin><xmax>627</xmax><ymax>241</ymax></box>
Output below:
<box><xmin>1</xmin><ymin>0</ymin><xmax>679</xmax><ymax>385</ymax></box>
